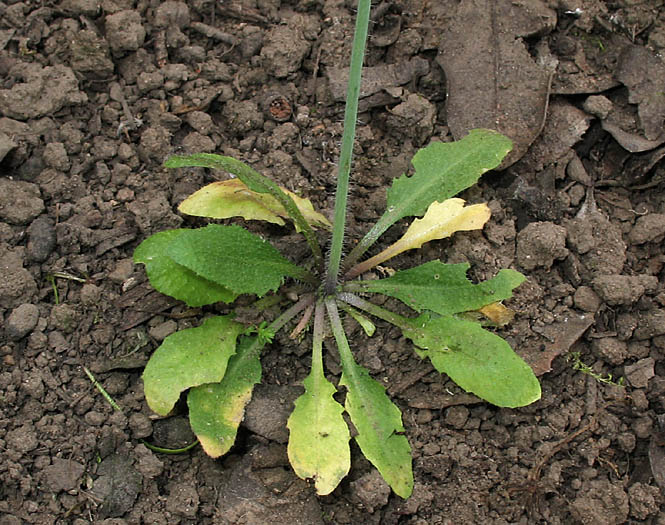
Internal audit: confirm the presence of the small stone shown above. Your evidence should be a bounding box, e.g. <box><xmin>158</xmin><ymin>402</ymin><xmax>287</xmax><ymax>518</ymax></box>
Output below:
<box><xmin>105</xmin><ymin>10</ymin><xmax>146</xmax><ymax>53</ymax></box>
<box><xmin>516</xmin><ymin>221</ymin><xmax>569</xmax><ymax>270</ymax></box>
<box><xmin>634</xmin><ymin>309</ymin><xmax>665</xmax><ymax>340</ymax></box>
<box><xmin>80</xmin><ymin>283</ymin><xmax>102</xmax><ymax>306</ymax></box>
<box><xmin>591</xmin><ymin>275</ymin><xmax>655</xmax><ymax>306</ymax></box>
<box><xmin>136</xmin><ymin>71</ymin><xmax>164</xmax><ymax>93</ymax></box>
<box><xmin>444</xmin><ymin>405</ymin><xmax>469</xmax><ymax>429</ymax></box>
<box><xmin>148</xmin><ymin>320</ymin><xmax>177</xmax><ymax>342</ymax></box>
<box><xmin>84</xmin><ymin>411</ymin><xmax>106</xmax><ymax>427</ymax></box>
<box><xmin>628</xmin><ymin>482</ymin><xmax>662</xmax><ymax>520</ymax></box>
<box><xmin>183</xmin><ymin>111</ymin><xmax>213</xmax><ymax>134</ymax></box>
<box><xmin>22</xmin><ymin>370</ymin><xmax>45</xmax><ymax>399</ymax></box>
<box><xmin>49</xmin><ymin>303</ymin><xmax>79</xmax><ymax>333</ymax></box>
<box><xmin>134</xmin><ymin>444</ymin><xmax>164</xmax><ymax>479</ymax></box>
<box><xmin>574</xmin><ymin>286</ymin><xmax>601</xmax><ymax>312</ymax></box>
<box><xmin>0</xmin><ymin>247</ymin><xmax>38</xmax><ymax>309</ymax></box>
<box><xmin>43</xmin><ymin>457</ymin><xmax>85</xmax><ymax>492</ymax></box>
<box><xmin>591</xmin><ymin>337</ymin><xmax>627</xmax><ymax>366</ymax></box>
<box><xmin>6</xmin><ymin>424</ymin><xmax>39</xmax><ymax>454</ymax></box>
<box><xmin>128</xmin><ymin>413</ymin><xmax>153</xmax><ymax>439</ymax></box>
<box><xmin>624</xmin><ymin>358</ymin><xmax>655</xmax><ymax>388</ymax></box>
<box><xmin>27</xmin><ymin>216</ymin><xmax>56</xmax><ymax>262</ymax></box>
<box><xmin>0</xmin><ymin>179</ymin><xmax>44</xmax><ymax>225</ymax></box>
<box><xmin>108</xmin><ymin>258</ymin><xmax>135</xmax><ymax>283</ymax></box>
<box><xmin>583</xmin><ymin>95</ymin><xmax>613</xmax><ymax>119</ymax></box>
<box><xmin>629</xmin><ymin>214</ymin><xmax>665</xmax><ymax>245</ymax></box>
<box><xmin>5</xmin><ymin>303</ymin><xmax>40</xmax><ymax>340</ymax></box>
<box><xmin>0</xmin><ymin>131</ymin><xmax>17</xmax><ymax>162</ymax></box>
<box><xmin>42</xmin><ymin>142</ymin><xmax>70</xmax><ymax>171</ymax></box>
<box><xmin>349</xmin><ymin>470</ymin><xmax>391</xmax><ymax>513</ymax></box>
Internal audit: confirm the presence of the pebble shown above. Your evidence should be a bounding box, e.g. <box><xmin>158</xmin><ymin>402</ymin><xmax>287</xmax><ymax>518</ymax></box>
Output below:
<box><xmin>0</xmin><ymin>179</ymin><xmax>44</xmax><ymax>225</ymax></box>
<box><xmin>628</xmin><ymin>213</ymin><xmax>665</xmax><ymax>245</ymax></box>
<box><xmin>624</xmin><ymin>358</ymin><xmax>655</xmax><ymax>388</ymax></box>
<box><xmin>105</xmin><ymin>10</ymin><xmax>146</xmax><ymax>53</ymax></box>
<box><xmin>6</xmin><ymin>303</ymin><xmax>40</xmax><ymax>340</ymax></box>
<box><xmin>516</xmin><ymin>221</ymin><xmax>569</xmax><ymax>270</ymax></box>
<box><xmin>27</xmin><ymin>216</ymin><xmax>56</xmax><ymax>262</ymax></box>
<box><xmin>574</xmin><ymin>286</ymin><xmax>601</xmax><ymax>312</ymax></box>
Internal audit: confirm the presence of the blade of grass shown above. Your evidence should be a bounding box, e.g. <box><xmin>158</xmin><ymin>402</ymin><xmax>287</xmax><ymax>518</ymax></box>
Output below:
<box><xmin>324</xmin><ymin>0</ymin><xmax>371</xmax><ymax>294</ymax></box>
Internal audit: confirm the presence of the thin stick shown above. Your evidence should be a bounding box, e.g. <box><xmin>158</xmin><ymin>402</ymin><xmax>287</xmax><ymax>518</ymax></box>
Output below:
<box><xmin>83</xmin><ymin>367</ymin><xmax>123</xmax><ymax>412</ymax></box>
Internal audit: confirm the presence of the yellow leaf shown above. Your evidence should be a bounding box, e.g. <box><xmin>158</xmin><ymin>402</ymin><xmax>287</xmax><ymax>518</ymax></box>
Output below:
<box><xmin>352</xmin><ymin>199</ymin><xmax>490</xmax><ymax>274</ymax></box>
<box><xmin>477</xmin><ymin>302</ymin><xmax>515</xmax><ymax>326</ymax></box>
<box><xmin>178</xmin><ymin>179</ymin><xmax>331</xmax><ymax>231</ymax></box>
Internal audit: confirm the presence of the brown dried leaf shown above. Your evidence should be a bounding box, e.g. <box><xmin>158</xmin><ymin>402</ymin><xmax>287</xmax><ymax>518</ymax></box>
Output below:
<box><xmin>437</xmin><ymin>0</ymin><xmax>556</xmax><ymax>168</ymax></box>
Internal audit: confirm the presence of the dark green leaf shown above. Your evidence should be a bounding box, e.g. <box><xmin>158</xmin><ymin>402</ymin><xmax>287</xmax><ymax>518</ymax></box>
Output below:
<box><xmin>166</xmin><ymin>224</ymin><xmax>310</xmax><ymax>296</ymax></box>
<box><xmin>134</xmin><ymin>230</ymin><xmax>238</xmax><ymax>306</ymax></box>
<box><xmin>350</xmin><ymin>261</ymin><xmax>524</xmax><ymax>315</ymax></box>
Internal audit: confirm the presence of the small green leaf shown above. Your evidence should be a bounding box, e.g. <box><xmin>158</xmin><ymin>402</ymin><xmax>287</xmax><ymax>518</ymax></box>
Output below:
<box><xmin>134</xmin><ymin>230</ymin><xmax>238</xmax><ymax>306</ymax></box>
<box><xmin>350</xmin><ymin>261</ymin><xmax>525</xmax><ymax>316</ymax></box>
<box><xmin>178</xmin><ymin>179</ymin><xmax>331</xmax><ymax>231</ymax></box>
<box><xmin>143</xmin><ymin>316</ymin><xmax>244</xmax><ymax>415</ymax></box>
<box><xmin>166</xmin><ymin>224</ymin><xmax>311</xmax><ymax>296</ymax></box>
<box><xmin>188</xmin><ymin>335</ymin><xmax>263</xmax><ymax>458</ymax></box>
<box><xmin>340</xmin><ymin>361</ymin><xmax>413</xmax><ymax>498</ymax></box>
<box><xmin>402</xmin><ymin>314</ymin><xmax>540</xmax><ymax>408</ymax></box>
<box><xmin>287</xmin><ymin>350</ymin><xmax>350</xmax><ymax>495</ymax></box>
<box><xmin>344</xmin><ymin>306</ymin><xmax>376</xmax><ymax>336</ymax></box>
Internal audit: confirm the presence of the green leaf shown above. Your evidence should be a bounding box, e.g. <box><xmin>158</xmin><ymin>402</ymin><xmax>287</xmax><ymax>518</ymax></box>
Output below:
<box><xmin>178</xmin><ymin>179</ymin><xmax>331</xmax><ymax>231</ymax></box>
<box><xmin>350</xmin><ymin>261</ymin><xmax>525</xmax><ymax>316</ymax></box>
<box><xmin>142</xmin><ymin>316</ymin><xmax>244</xmax><ymax>415</ymax></box>
<box><xmin>287</xmin><ymin>329</ymin><xmax>350</xmax><ymax>495</ymax></box>
<box><xmin>340</xmin><ymin>361</ymin><xmax>413</xmax><ymax>498</ymax></box>
<box><xmin>325</xmin><ymin>298</ymin><xmax>413</xmax><ymax>498</ymax></box>
<box><xmin>166</xmin><ymin>224</ymin><xmax>310</xmax><ymax>296</ymax></box>
<box><xmin>346</xmin><ymin>130</ymin><xmax>512</xmax><ymax>265</ymax></box>
<box><xmin>345</xmin><ymin>307</ymin><xmax>376</xmax><ymax>337</ymax></box>
<box><xmin>164</xmin><ymin>154</ymin><xmax>323</xmax><ymax>262</ymax></box>
<box><xmin>134</xmin><ymin>230</ymin><xmax>238</xmax><ymax>307</ymax></box>
<box><xmin>402</xmin><ymin>314</ymin><xmax>540</xmax><ymax>408</ymax></box>
<box><xmin>188</xmin><ymin>335</ymin><xmax>263</xmax><ymax>458</ymax></box>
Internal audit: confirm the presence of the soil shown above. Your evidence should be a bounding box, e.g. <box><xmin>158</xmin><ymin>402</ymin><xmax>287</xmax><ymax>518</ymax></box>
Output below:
<box><xmin>1</xmin><ymin>1</ymin><xmax>665</xmax><ymax>524</ymax></box>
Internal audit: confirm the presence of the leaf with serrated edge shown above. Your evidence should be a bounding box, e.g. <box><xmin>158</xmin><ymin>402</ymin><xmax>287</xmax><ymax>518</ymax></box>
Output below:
<box><xmin>188</xmin><ymin>335</ymin><xmax>263</xmax><ymax>458</ymax></box>
<box><xmin>340</xmin><ymin>362</ymin><xmax>413</xmax><ymax>498</ymax></box>
<box><xmin>287</xmin><ymin>315</ymin><xmax>350</xmax><ymax>495</ymax></box>
<box><xmin>402</xmin><ymin>314</ymin><xmax>541</xmax><ymax>408</ymax></box>
<box><xmin>178</xmin><ymin>179</ymin><xmax>331</xmax><ymax>231</ymax></box>
<box><xmin>352</xmin><ymin>129</ymin><xmax>512</xmax><ymax>259</ymax></box>
<box><xmin>355</xmin><ymin>199</ymin><xmax>489</xmax><ymax>272</ymax></box>
<box><xmin>142</xmin><ymin>316</ymin><xmax>244</xmax><ymax>415</ymax></box>
<box><xmin>134</xmin><ymin>230</ymin><xmax>238</xmax><ymax>306</ymax></box>
<box><xmin>166</xmin><ymin>224</ymin><xmax>309</xmax><ymax>296</ymax></box>
<box><xmin>350</xmin><ymin>261</ymin><xmax>525</xmax><ymax>316</ymax></box>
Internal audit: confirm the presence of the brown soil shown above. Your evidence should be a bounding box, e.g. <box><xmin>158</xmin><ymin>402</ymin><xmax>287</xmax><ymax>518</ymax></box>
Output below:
<box><xmin>1</xmin><ymin>1</ymin><xmax>664</xmax><ymax>524</ymax></box>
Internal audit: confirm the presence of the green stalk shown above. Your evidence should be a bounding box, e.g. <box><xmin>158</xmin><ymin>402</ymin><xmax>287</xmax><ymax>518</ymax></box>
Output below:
<box><xmin>337</xmin><ymin>292</ymin><xmax>409</xmax><ymax>330</ymax></box>
<box><xmin>324</xmin><ymin>0</ymin><xmax>371</xmax><ymax>294</ymax></box>
<box><xmin>324</xmin><ymin>298</ymin><xmax>357</xmax><ymax>373</ymax></box>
